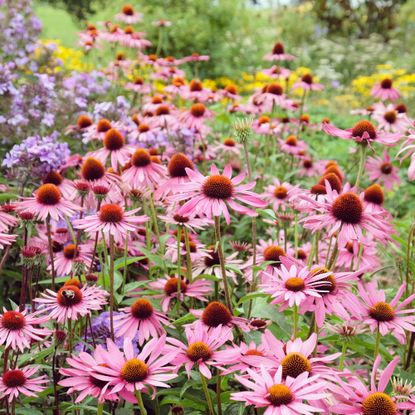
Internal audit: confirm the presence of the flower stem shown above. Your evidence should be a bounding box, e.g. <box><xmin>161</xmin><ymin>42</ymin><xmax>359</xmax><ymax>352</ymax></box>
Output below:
<box><xmin>339</xmin><ymin>342</ymin><xmax>347</xmax><ymax>370</ymax></box>
<box><xmin>200</xmin><ymin>372</ymin><xmax>216</xmax><ymax>415</ymax></box>
<box><xmin>216</xmin><ymin>369</ymin><xmax>223</xmax><ymax>415</ymax></box>
<box><xmin>135</xmin><ymin>389</ymin><xmax>147</xmax><ymax>415</ymax></box>
<box><xmin>46</xmin><ymin>217</ymin><xmax>56</xmax><ymax>291</ymax></box>
<box><xmin>183</xmin><ymin>227</ymin><xmax>193</xmax><ymax>283</ymax></box>
<box><xmin>109</xmin><ymin>234</ymin><xmax>115</xmax><ymax>340</ymax></box>
<box><xmin>374</xmin><ymin>324</ymin><xmax>381</xmax><ymax>359</ymax></box>
<box><xmin>214</xmin><ymin>216</ymin><xmax>233</xmax><ymax>314</ymax></box>
<box><xmin>355</xmin><ymin>143</ymin><xmax>368</xmax><ymax>189</ymax></box>
<box><xmin>149</xmin><ymin>193</ymin><xmax>162</xmax><ymax>251</ymax></box>
<box><xmin>293</xmin><ymin>305</ymin><xmax>298</xmax><ymax>338</ymax></box>
<box><xmin>176</xmin><ymin>228</ymin><xmax>182</xmax><ymax>315</ymax></box>
<box><xmin>97</xmin><ymin>403</ymin><xmax>104</xmax><ymax>415</ymax></box>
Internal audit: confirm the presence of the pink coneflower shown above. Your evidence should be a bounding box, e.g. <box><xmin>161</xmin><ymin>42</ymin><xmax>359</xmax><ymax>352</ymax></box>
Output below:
<box><xmin>260</xmin><ymin>262</ymin><xmax>331</xmax><ymax>311</ymax></box>
<box><xmin>337</xmin><ymin>236</ymin><xmax>380</xmax><ymax>272</ymax></box>
<box><xmin>331</xmin><ymin>356</ymin><xmax>413</xmax><ymax>414</ymax></box>
<box><xmin>371</xmin><ymin>77</ymin><xmax>400</xmax><ymax>101</ymax></box>
<box><xmin>244</xmin><ymin>332</ymin><xmax>340</xmax><ymax>381</ymax></box>
<box><xmin>74</xmin><ymin>204</ymin><xmax>148</xmax><ymax>244</ymax></box>
<box><xmin>301</xmin><ymin>182</ymin><xmax>391</xmax><ymax>247</ymax></box>
<box><xmin>190</xmin><ymin>301</ymin><xmax>248</xmax><ymax>336</ymax></box>
<box><xmin>278</xmin><ymin>135</ymin><xmax>308</xmax><ymax>156</ymax></box>
<box><xmin>149</xmin><ymin>275</ymin><xmax>212</xmax><ymax>312</ymax></box>
<box><xmin>115</xmin><ymin>4</ymin><xmax>143</xmax><ymax>24</ymax></box>
<box><xmin>300</xmin><ymin>266</ymin><xmax>364</xmax><ymax>327</ymax></box>
<box><xmin>181</xmin><ymin>52</ymin><xmax>210</xmax><ymax>63</ymax></box>
<box><xmin>322</xmin><ymin>119</ymin><xmax>402</xmax><ymax>146</ymax></box>
<box><xmin>167</xmin><ymin>324</ymin><xmax>230</xmax><ymax>379</ymax></box>
<box><xmin>153</xmin><ymin>19</ymin><xmax>172</xmax><ymax>27</ymax></box>
<box><xmin>358</xmin><ymin>281</ymin><xmax>415</xmax><ymax>344</ymax></box>
<box><xmin>0</xmin><ymin>308</ymin><xmax>51</xmax><ymax>352</ymax></box>
<box><xmin>298</xmin><ymin>157</ymin><xmax>326</xmax><ymax>177</ymax></box>
<box><xmin>59</xmin><ymin>347</ymin><xmax>117</xmax><ymax>403</ymax></box>
<box><xmin>397</xmin><ymin>134</ymin><xmax>415</xmax><ymax>180</ymax></box>
<box><xmin>262</xmin><ymin>65</ymin><xmax>291</xmax><ymax>80</ymax></box>
<box><xmin>0</xmin><ymin>232</ymin><xmax>16</xmax><ymax>249</ymax></box>
<box><xmin>92</xmin><ymin>335</ymin><xmax>177</xmax><ymax>400</ymax></box>
<box><xmin>258</xmin><ymin>83</ymin><xmax>295</xmax><ymax>112</ymax></box>
<box><xmin>88</xmin><ymin>129</ymin><xmax>135</xmax><ymax>171</ymax></box>
<box><xmin>35</xmin><ymin>284</ymin><xmax>107</xmax><ymax>323</ymax></box>
<box><xmin>118</xmin><ymin>27</ymin><xmax>151</xmax><ymax>50</ymax></box>
<box><xmin>0</xmin><ymin>210</ymin><xmax>17</xmax><ymax>232</ymax></box>
<box><xmin>159</xmin><ymin>210</ymin><xmax>211</xmax><ymax>232</ymax></box>
<box><xmin>178</xmin><ymin>103</ymin><xmax>213</xmax><ymax>131</ymax></box>
<box><xmin>17</xmin><ymin>183</ymin><xmax>81</xmax><ymax>222</ymax></box>
<box><xmin>232</xmin><ymin>365</ymin><xmax>328</xmax><ymax>415</ymax></box>
<box><xmin>122</xmin><ymin>148</ymin><xmax>166</xmax><ymax>190</ymax></box>
<box><xmin>366</xmin><ymin>151</ymin><xmax>400</xmax><ymax>190</ymax></box>
<box><xmin>42</xmin><ymin>170</ymin><xmax>74</xmax><ymax>200</ymax></box>
<box><xmin>114</xmin><ymin>298</ymin><xmax>169</xmax><ymax>345</ymax></box>
<box><xmin>174</xmin><ymin>164</ymin><xmax>266</xmax><ymax>224</ymax></box>
<box><xmin>293</xmin><ymin>73</ymin><xmax>324</xmax><ymax>91</ymax></box>
<box><xmin>125</xmin><ymin>76</ymin><xmax>151</xmax><ymax>95</ymax></box>
<box><xmin>213</xmin><ymin>137</ymin><xmax>243</xmax><ymax>158</ymax></box>
<box><xmin>150</xmin><ymin>104</ymin><xmax>178</xmax><ymax>130</ymax></box>
<box><xmin>53</xmin><ymin>243</ymin><xmax>93</xmax><ymax>276</ymax></box>
<box><xmin>182</xmin><ymin>79</ymin><xmax>212</xmax><ymax>102</ymax></box>
<box><xmin>0</xmin><ymin>366</ymin><xmax>48</xmax><ymax>402</ymax></box>
<box><xmin>264</xmin><ymin>41</ymin><xmax>295</xmax><ymax>61</ymax></box>
<box><xmin>372</xmin><ymin>102</ymin><xmax>410</xmax><ymax>132</ymax></box>
<box><xmin>263</xmin><ymin>178</ymin><xmax>301</xmax><ymax>211</ymax></box>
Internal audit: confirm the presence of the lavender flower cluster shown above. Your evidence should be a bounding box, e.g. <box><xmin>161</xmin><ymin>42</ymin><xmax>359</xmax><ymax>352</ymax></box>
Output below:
<box><xmin>2</xmin><ymin>132</ymin><xmax>70</xmax><ymax>182</ymax></box>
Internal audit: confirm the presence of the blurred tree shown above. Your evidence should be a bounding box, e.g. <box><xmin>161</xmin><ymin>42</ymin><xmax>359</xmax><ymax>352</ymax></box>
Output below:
<box><xmin>311</xmin><ymin>0</ymin><xmax>407</xmax><ymax>39</ymax></box>
<box><xmin>41</xmin><ymin>0</ymin><xmax>109</xmax><ymax>22</ymax></box>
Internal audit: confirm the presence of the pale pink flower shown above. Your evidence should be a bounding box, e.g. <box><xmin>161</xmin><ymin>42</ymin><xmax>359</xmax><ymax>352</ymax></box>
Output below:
<box><xmin>17</xmin><ymin>183</ymin><xmax>81</xmax><ymax>222</ymax></box>
<box><xmin>278</xmin><ymin>135</ymin><xmax>308</xmax><ymax>156</ymax></box>
<box><xmin>0</xmin><ymin>366</ymin><xmax>48</xmax><ymax>402</ymax></box>
<box><xmin>262</xmin><ymin>65</ymin><xmax>291</xmax><ymax>79</ymax></box>
<box><xmin>35</xmin><ymin>284</ymin><xmax>107</xmax><ymax>323</ymax></box>
<box><xmin>232</xmin><ymin>365</ymin><xmax>328</xmax><ymax>415</ymax></box>
<box><xmin>337</xmin><ymin>236</ymin><xmax>380</xmax><ymax>272</ymax></box>
<box><xmin>0</xmin><ymin>210</ymin><xmax>17</xmax><ymax>232</ymax></box>
<box><xmin>293</xmin><ymin>73</ymin><xmax>324</xmax><ymax>91</ymax></box>
<box><xmin>59</xmin><ymin>347</ymin><xmax>118</xmax><ymax>403</ymax></box>
<box><xmin>174</xmin><ymin>164</ymin><xmax>266</xmax><ymax>224</ymax></box>
<box><xmin>115</xmin><ymin>4</ymin><xmax>143</xmax><ymax>24</ymax></box>
<box><xmin>148</xmin><ymin>275</ymin><xmax>212</xmax><ymax>312</ymax></box>
<box><xmin>121</xmin><ymin>148</ymin><xmax>166</xmax><ymax>190</ymax></box>
<box><xmin>322</xmin><ymin>119</ymin><xmax>401</xmax><ymax>146</ymax></box>
<box><xmin>264</xmin><ymin>42</ymin><xmax>295</xmax><ymax>61</ymax></box>
<box><xmin>331</xmin><ymin>356</ymin><xmax>413</xmax><ymax>414</ymax></box>
<box><xmin>92</xmin><ymin>336</ymin><xmax>177</xmax><ymax>400</ymax></box>
<box><xmin>366</xmin><ymin>151</ymin><xmax>400</xmax><ymax>190</ymax></box>
<box><xmin>178</xmin><ymin>103</ymin><xmax>213</xmax><ymax>131</ymax></box>
<box><xmin>371</xmin><ymin>78</ymin><xmax>400</xmax><ymax>101</ymax></box>
<box><xmin>167</xmin><ymin>324</ymin><xmax>231</xmax><ymax>379</ymax></box>
<box><xmin>372</xmin><ymin>102</ymin><xmax>410</xmax><ymax>132</ymax></box>
<box><xmin>124</xmin><ymin>77</ymin><xmax>151</xmax><ymax>95</ymax></box>
<box><xmin>0</xmin><ymin>232</ymin><xmax>16</xmax><ymax>249</ymax></box>
<box><xmin>159</xmin><ymin>210</ymin><xmax>211</xmax><ymax>232</ymax></box>
<box><xmin>358</xmin><ymin>281</ymin><xmax>415</xmax><ymax>344</ymax></box>
<box><xmin>213</xmin><ymin>137</ymin><xmax>243</xmax><ymax>158</ymax></box>
<box><xmin>0</xmin><ymin>308</ymin><xmax>51</xmax><ymax>352</ymax></box>
<box><xmin>74</xmin><ymin>204</ymin><xmax>148</xmax><ymax>244</ymax></box>
<box><xmin>114</xmin><ymin>298</ymin><xmax>169</xmax><ymax>345</ymax></box>
<box><xmin>263</xmin><ymin>178</ymin><xmax>302</xmax><ymax>211</ymax></box>
<box><xmin>52</xmin><ymin>243</ymin><xmax>93</xmax><ymax>276</ymax></box>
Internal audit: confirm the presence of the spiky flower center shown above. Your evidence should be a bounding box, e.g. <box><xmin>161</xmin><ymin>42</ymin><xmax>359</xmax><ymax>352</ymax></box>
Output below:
<box><xmin>266</xmin><ymin>83</ymin><xmax>283</xmax><ymax>95</ymax></box>
<box><xmin>380</xmin><ymin>78</ymin><xmax>393</xmax><ymax>89</ymax></box>
<box><xmin>384</xmin><ymin>111</ymin><xmax>397</xmax><ymax>124</ymax></box>
<box><xmin>168</xmin><ymin>153</ymin><xmax>194</xmax><ymax>177</ymax></box>
<box><xmin>77</xmin><ymin>115</ymin><xmax>93</xmax><ymax>129</ymax></box>
<box><xmin>122</xmin><ymin>4</ymin><xmax>134</xmax><ymax>15</ymax></box>
<box><xmin>97</xmin><ymin>119</ymin><xmax>112</xmax><ymax>133</ymax></box>
<box><xmin>186</xmin><ymin>341</ymin><xmax>212</xmax><ymax>362</ymax></box>
<box><xmin>224</xmin><ymin>138</ymin><xmax>236</xmax><ymax>147</ymax></box>
<box><xmin>190</xmin><ymin>103</ymin><xmax>206</xmax><ymax>117</ymax></box>
<box><xmin>364</xmin><ymin>184</ymin><xmax>384</xmax><ymax>205</ymax></box>
<box><xmin>285</xmin><ymin>135</ymin><xmax>297</xmax><ymax>146</ymax></box>
<box><xmin>104</xmin><ymin>129</ymin><xmax>125</xmax><ymax>151</ymax></box>
<box><xmin>301</xmin><ymin>74</ymin><xmax>313</xmax><ymax>84</ymax></box>
<box><xmin>44</xmin><ymin>170</ymin><xmax>63</xmax><ymax>186</ymax></box>
<box><xmin>204</xmin><ymin>250</ymin><xmax>220</xmax><ymax>267</ymax></box>
<box><xmin>99</xmin><ymin>204</ymin><xmax>124</xmax><ymax>223</ymax></box>
<box><xmin>36</xmin><ymin>184</ymin><xmax>61</xmax><ymax>205</ymax></box>
<box><xmin>2</xmin><ymin>369</ymin><xmax>26</xmax><ymax>387</ymax></box>
<box><xmin>82</xmin><ymin>158</ymin><xmax>105</xmax><ymax>181</ymax></box>
<box><xmin>395</xmin><ymin>104</ymin><xmax>407</xmax><ymax>113</ymax></box>
<box><xmin>2</xmin><ymin>311</ymin><xmax>26</xmax><ymax>330</ymax></box>
<box><xmin>138</xmin><ymin>124</ymin><xmax>150</xmax><ymax>133</ymax></box>
<box><xmin>121</xmin><ymin>358</ymin><xmax>149</xmax><ymax>383</ymax></box>
<box><xmin>225</xmin><ymin>84</ymin><xmax>237</xmax><ymax>94</ymax></box>
<box><xmin>164</xmin><ymin>277</ymin><xmax>188</xmax><ymax>296</ymax></box>
<box><xmin>351</xmin><ymin>120</ymin><xmax>377</xmax><ymax>139</ymax></box>
<box><xmin>319</xmin><ymin>173</ymin><xmax>342</xmax><ymax>193</ymax></box>
<box><xmin>380</xmin><ymin>162</ymin><xmax>393</xmax><ymax>174</ymax></box>
<box><xmin>64</xmin><ymin>278</ymin><xmax>82</xmax><ymax>288</ymax></box>
<box><xmin>156</xmin><ymin>105</ymin><xmax>170</xmax><ymax>116</ymax></box>
<box><xmin>131</xmin><ymin>149</ymin><xmax>151</xmax><ymax>167</ymax></box>
<box><xmin>332</xmin><ymin>192</ymin><xmax>363</xmax><ymax>224</ymax></box>
<box><xmin>263</xmin><ymin>245</ymin><xmax>285</xmax><ymax>264</ymax></box>
<box><xmin>274</xmin><ymin>185</ymin><xmax>288</xmax><ymax>199</ymax></box>
<box><xmin>202</xmin><ymin>175</ymin><xmax>234</xmax><ymax>199</ymax></box>
<box><xmin>267</xmin><ymin>384</ymin><xmax>293</xmax><ymax>406</ymax></box>
<box><xmin>285</xmin><ymin>277</ymin><xmax>305</xmax><ymax>292</ymax></box>
<box><xmin>189</xmin><ymin>80</ymin><xmax>203</xmax><ymax>92</ymax></box>
<box><xmin>312</xmin><ymin>268</ymin><xmax>337</xmax><ymax>294</ymax></box>
<box><xmin>281</xmin><ymin>352</ymin><xmax>311</xmax><ymax>378</ymax></box>
<box><xmin>362</xmin><ymin>392</ymin><xmax>396</xmax><ymax>415</ymax></box>
<box><xmin>131</xmin><ymin>299</ymin><xmax>154</xmax><ymax>319</ymax></box>
<box><xmin>63</xmin><ymin>244</ymin><xmax>79</xmax><ymax>259</ymax></box>
<box><xmin>272</xmin><ymin>42</ymin><xmax>285</xmax><ymax>55</ymax></box>
<box><xmin>57</xmin><ymin>285</ymin><xmax>83</xmax><ymax>306</ymax></box>
<box><xmin>369</xmin><ymin>302</ymin><xmax>395</xmax><ymax>322</ymax></box>
<box><xmin>202</xmin><ymin>301</ymin><xmax>232</xmax><ymax>327</ymax></box>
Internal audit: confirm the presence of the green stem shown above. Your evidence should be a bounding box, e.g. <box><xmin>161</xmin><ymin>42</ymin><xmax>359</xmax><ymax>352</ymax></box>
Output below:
<box><xmin>109</xmin><ymin>234</ymin><xmax>115</xmax><ymax>340</ymax></box>
<box><xmin>216</xmin><ymin>370</ymin><xmax>222</xmax><ymax>415</ymax></box>
<box><xmin>374</xmin><ymin>324</ymin><xmax>381</xmax><ymax>359</ymax></box>
<box><xmin>135</xmin><ymin>389</ymin><xmax>147</xmax><ymax>415</ymax></box>
<box><xmin>339</xmin><ymin>342</ymin><xmax>347</xmax><ymax>370</ymax></box>
<box><xmin>355</xmin><ymin>144</ymin><xmax>368</xmax><ymax>189</ymax></box>
<box><xmin>121</xmin><ymin>231</ymin><xmax>129</xmax><ymax>294</ymax></box>
<box><xmin>200</xmin><ymin>372</ymin><xmax>216</xmax><ymax>415</ymax></box>
<box><xmin>293</xmin><ymin>305</ymin><xmax>298</xmax><ymax>338</ymax></box>
<box><xmin>214</xmin><ymin>216</ymin><xmax>233</xmax><ymax>314</ymax></box>
<box><xmin>176</xmin><ymin>228</ymin><xmax>182</xmax><ymax>315</ymax></box>
<box><xmin>46</xmin><ymin>218</ymin><xmax>56</xmax><ymax>291</ymax></box>
<box><xmin>183</xmin><ymin>227</ymin><xmax>193</xmax><ymax>283</ymax></box>
<box><xmin>149</xmin><ymin>193</ymin><xmax>162</xmax><ymax>251</ymax></box>
<box><xmin>97</xmin><ymin>403</ymin><xmax>104</xmax><ymax>415</ymax></box>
